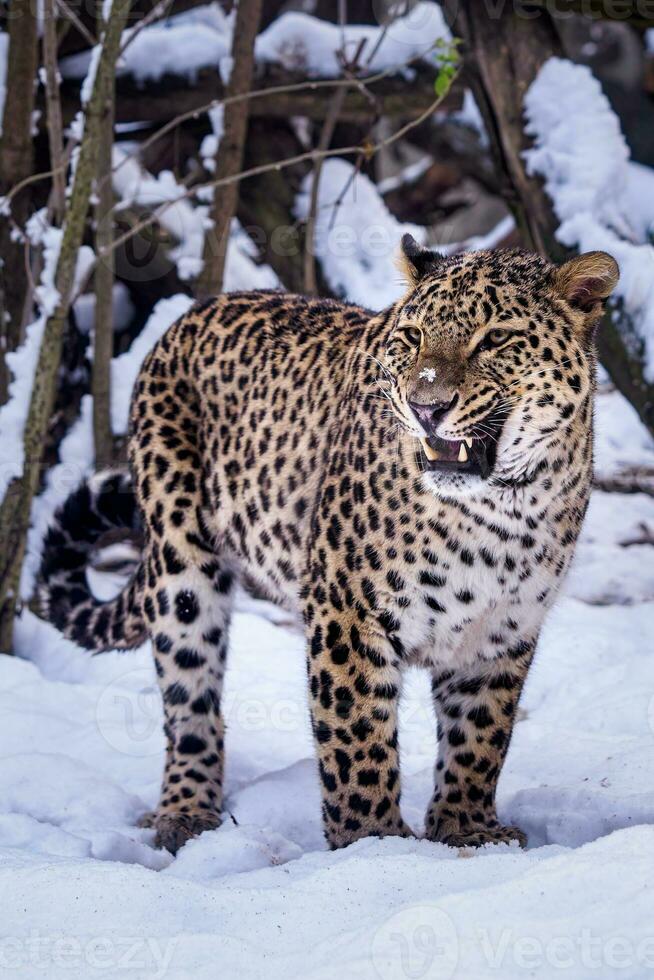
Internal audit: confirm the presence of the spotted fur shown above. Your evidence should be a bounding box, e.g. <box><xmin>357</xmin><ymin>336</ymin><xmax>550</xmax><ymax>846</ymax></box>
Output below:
<box><xmin>39</xmin><ymin>244</ymin><xmax>619</xmax><ymax>854</ymax></box>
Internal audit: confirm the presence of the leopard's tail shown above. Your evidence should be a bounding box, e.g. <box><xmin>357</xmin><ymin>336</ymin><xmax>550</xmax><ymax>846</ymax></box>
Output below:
<box><xmin>38</xmin><ymin>470</ymin><xmax>148</xmax><ymax>651</ymax></box>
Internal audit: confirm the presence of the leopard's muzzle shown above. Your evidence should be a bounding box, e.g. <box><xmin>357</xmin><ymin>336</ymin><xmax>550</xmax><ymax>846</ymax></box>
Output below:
<box><xmin>409</xmin><ymin>397</ymin><xmax>506</xmax><ymax>479</ymax></box>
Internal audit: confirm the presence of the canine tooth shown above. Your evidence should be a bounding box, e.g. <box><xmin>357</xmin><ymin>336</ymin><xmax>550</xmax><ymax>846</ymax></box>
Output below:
<box><xmin>458</xmin><ymin>442</ymin><xmax>468</xmax><ymax>463</ymax></box>
<box><xmin>464</xmin><ymin>437</ymin><xmax>473</xmax><ymax>448</ymax></box>
<box><xmin>420</xmin><ymin>438</ymin><xmax>440</xmax><ymax>461</ymax></box>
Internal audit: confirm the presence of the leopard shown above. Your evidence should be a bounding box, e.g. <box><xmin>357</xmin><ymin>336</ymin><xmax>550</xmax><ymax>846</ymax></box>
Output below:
<box><xmin>38</xmin><ymin>236</ymin><xmax>619</xmax><ymax>855</ymax></box>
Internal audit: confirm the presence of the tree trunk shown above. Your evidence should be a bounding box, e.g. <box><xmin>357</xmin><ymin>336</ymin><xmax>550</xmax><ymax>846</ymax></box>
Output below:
<box><xmin>194</xmin><ymin>0</ymin><xmax>264</xmax><ymax>299</ymax></box>
<box><xmin>0</xmin><ymin>0</ymin><xmax>133</xmax><ymax>653</ymax></box>
<box><xmin>445</xmin><ymin>0</ymin><xmax>654</xmax><ymax>439</ymax></box>
<box><xmin>93</xmin><ymin>6</ymin><xmax>118</xmax><ymax>471</ymax></box>
<box><xmin>43</xmin><ymin>0</ymin><xmax>67</xmax><ymax>223</ymax></box>
<box><xmin>443</xmin><ymin>0</ymin><xmax>563</xmax><ymax>258</ymax></box>
<box><xmin>0</xmin><ymin>0</ymin><xmax>39</xmax><ymax>403</ymax></box>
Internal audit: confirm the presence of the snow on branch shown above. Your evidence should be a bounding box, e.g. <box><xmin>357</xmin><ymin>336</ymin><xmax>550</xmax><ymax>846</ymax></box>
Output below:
<box><xmin>256</xmin><ymin>3</ymin><xmax>449</xmax><ymax>77</ymax></box>
<box><xmin>60</xmin><ymin>2</ymin><xmax>450</xmax><ymax>86</ymax></box>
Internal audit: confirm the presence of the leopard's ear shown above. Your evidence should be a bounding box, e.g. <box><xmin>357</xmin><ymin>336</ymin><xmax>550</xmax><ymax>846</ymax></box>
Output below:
<box><xmin>397</xmin><ymin>234</ymin><xmax>443</xmax><ymax>286</ymax></box>
<box><xmin>554</xmin><ymin>251</ymin><xmax>619</xmax><ymax>327</ymax></box>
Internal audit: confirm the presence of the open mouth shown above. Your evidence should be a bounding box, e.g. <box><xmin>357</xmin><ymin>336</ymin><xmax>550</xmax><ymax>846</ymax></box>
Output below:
<box><xmin>418</xmin><ymin>415</ymin><xmax>505</xmax><ymax>479</ymax></box>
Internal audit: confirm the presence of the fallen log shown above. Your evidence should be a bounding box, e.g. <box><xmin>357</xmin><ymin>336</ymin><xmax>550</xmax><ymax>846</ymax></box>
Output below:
<box><xmin>59</xmin><ymin>62</ymin><xmax>462</xmax><ymax>130</ymax></box>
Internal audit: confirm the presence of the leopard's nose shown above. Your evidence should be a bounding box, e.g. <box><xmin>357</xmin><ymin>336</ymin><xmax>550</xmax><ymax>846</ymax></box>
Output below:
<box><xmin>409</xmin><ymin>394</ymin><xmax>458</xmax><ymax>434</ymax></box>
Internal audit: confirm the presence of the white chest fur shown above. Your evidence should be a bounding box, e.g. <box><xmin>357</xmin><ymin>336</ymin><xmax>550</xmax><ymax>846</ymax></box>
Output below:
<box><xmin>396</xmin><ymin>491</ymin><xmax>574</xmax><ymax>669</ymax></box>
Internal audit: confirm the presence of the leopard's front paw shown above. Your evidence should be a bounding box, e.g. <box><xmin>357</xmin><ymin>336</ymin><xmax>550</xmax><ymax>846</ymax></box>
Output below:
<box><xmin>153</xmin><ymin>809</ymin><xmax>221</xmax><ymax>854</ymax></box>
<box><xmin>326</xmin><ymin>817</ymin><xmax>415</xmax><ymax>849</ymax></box>
<box><xmin>439</xmin><ymin>824</ymin><xmax>527</xmax><ymax>849</ymax></box>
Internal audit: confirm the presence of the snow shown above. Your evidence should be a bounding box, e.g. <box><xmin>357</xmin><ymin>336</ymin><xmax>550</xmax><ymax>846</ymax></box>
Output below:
<box><xmin>256</xmin><ymin>3</ymin><xmax>449</xmax><ymax>77</ymax></box>
<box><xmin>3</xmin><ymin>381</ymin><xmax>654</xmax><ymax>977</ymax></box>
<box><xmin>295</xmin><ymin>158</ymin><xmax>426</xmax><ymax>308</ymax></box>
<box><xmin>199</xmin><ymin>105</ymin><xmax>224</xmax><ymax>173</ymax></box>
<box><xmin>80</xmin><ymin>45</ymin><xmax>102</xmax><ymax>105</ymax></box>
<box><xmin>73</xmin><ymin>281</ymin><xmax>135</xmax><ymax>335</ymax></box>
<box><xmin>296</xmin><ymin>159</ymin><xmax>515</xmax><ymax>309</ymax></box>
<box><xmin>594</xmin><ymin>387</ymin><xmax>654</xmax><ymax>478</ymax></box>
<box><xmin>60</xmin><ymin>2</ymin><xmax>449</xmax><ymax>86</ymax></box>
<box><xmin>61</xmin><ymin>5</ymin><xmax>234</xmax><ymax>87</ymax></box>
<box><xmin>111</xmin><ymin>145</ymin><xmax>279</xmax><ymax>286</ymax></box>
<box><xmin>110</xmin><ymin>294</ymin><xmax>193</xmax><ymax>436</ymax></box>
<box><xmin>524</xmin><ymin>57</ymin><xmax>654</xmax><ymax>381</ymax></box>
<box><xmin>111</xmin><ymin>146</ymin><xmax>208</xmax><ymax>281</ymax></box>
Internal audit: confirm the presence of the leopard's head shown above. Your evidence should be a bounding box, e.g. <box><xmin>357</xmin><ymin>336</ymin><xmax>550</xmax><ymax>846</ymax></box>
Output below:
<box><xmin>382</xmin><ymin>236</ymin><xmax>619</xmax><ymax>494</ymax></box>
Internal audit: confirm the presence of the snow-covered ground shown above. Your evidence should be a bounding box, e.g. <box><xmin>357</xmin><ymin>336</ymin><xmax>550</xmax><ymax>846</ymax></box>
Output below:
<box><xmin>1</xmin><ymin>382</ymin><xmax>654</xmax><ymax>980</ymax></box>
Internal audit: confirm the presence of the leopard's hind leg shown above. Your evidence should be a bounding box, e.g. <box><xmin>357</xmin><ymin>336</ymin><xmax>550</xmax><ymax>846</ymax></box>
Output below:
<box><xmin>130</xmin><ymin>342</ymin><xmax>235</xmax><ymax>854</ymax></box>
<box><xmin>144</xmin><ymin>551</ymin><xmax>234</xmax><ymax>854</ymax></box>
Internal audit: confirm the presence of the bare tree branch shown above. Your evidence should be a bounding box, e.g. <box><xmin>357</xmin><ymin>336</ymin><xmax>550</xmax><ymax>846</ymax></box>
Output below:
<box><xmin>118</xmin><ymin>0</ymin><xmax>175</xmax><ymax>56</ymax></box>
<box><xmin>13</xmin><ymin>49</ymin><xmax>444</xmax><ymax>218</ymax></box>
<box><xmin>55</xmin><ymin>0</ymin><xmax>98</xmax><ymax>49</ymax></box>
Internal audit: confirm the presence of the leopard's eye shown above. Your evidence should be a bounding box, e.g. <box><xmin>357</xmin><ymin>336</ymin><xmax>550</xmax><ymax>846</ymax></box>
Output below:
<box><xmin>474</xmin><ymin>327</ymin><xmax>511</xmax><ymax>355</ymax></box>
<box><xmin>401</xmin><ymin>326</ymin><xmax>423</xmax><ymax>348</ymax></box>
<box><xmin>487</xmin><ymin>328</ymin><xmax>510</xmax><ymax>346</ymax></box>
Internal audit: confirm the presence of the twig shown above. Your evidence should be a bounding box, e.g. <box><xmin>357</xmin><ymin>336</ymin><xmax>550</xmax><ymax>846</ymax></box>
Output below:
<box><xmin>0</xmin><ymin>165</ymin><xmax>67</xmax><ymax>211</ymax></box>
<box><xmin>363</xmin><ymin>18</ymin><xmax>391</xmax><ymax>67</ymax></box>
<box><xmin>327</xmin><ymin>153</ymin><xmax>365</xmax><ymax>232</ymax></box>
<box><xmin>303</xmin><ymin>87</ymin><xmax>348</xmax><ymax>295</ymax></box>
<box><xmin>54</xmin><ymin>0</ymin><xmax>97</xmax><ymax>48</ymax></box>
